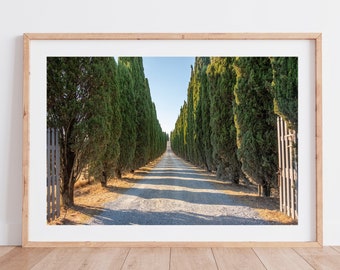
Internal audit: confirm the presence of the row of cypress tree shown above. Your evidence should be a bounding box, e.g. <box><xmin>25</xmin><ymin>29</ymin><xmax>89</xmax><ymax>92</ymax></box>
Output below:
<box><xmin>47</xmin><ymin>57</ymin><xmax>167</xmax><ymax>206</ymax></box>
<box><xmin>170</xmin><ymin>57</ymin><xmax>297</xmax><ymax>196</ymax></box>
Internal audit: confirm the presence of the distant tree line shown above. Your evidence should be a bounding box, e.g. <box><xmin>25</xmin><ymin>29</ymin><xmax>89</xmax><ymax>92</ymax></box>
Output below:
<box><xmin>170</xmin><ymin>57</ymin><xmax>297</xmax><ymax>197</ymax></box>
<box><xmin>47</xmin><ymin>57</ymin><xmax>167</xmax><ymax>207</ymax></box>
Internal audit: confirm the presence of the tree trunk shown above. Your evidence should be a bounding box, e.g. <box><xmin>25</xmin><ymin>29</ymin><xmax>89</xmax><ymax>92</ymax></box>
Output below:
<box><xmin>262</xmin><ymin>181</ymin><xmax>271</xmax><ymax>197</ymax></box>
<box><xmin>115</xmin><ymin>168</ymin><xmax>122</xmax><ymax>179</ymax></box>
<box><xmin>61</xmin><ymin>135</ymin><xmax>76</xmax><ymax>208</ymax></box>
<box><xmin>263</xmin><ymin>184</ymin><xmax>271</xmax><ymax>197</ymax></box>
<box><xmin>61</xmin><ymin>169</ymin><xmax>74</xmax><ymax>208</ymax></box>
<box><xmin>101</xmin><ymin>171</ymin><xmax>107</xmax><ymax>187</ymax></box>
<box><xmin>258</xmin><ymin>184</ymin><xmax>263</xmax><ymax>196</ymax></box>
<box><xmin>258</xmin><ymin>182</ymin><xmax>271</xmax><ymax>197</ymax></box>
<box><xmin>61</xmin><ymin>176</ymin><xmax>75</xmax><ymax>208</ymax></box>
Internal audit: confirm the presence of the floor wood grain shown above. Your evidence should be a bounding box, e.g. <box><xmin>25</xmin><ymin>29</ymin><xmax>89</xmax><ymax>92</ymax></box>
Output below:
<box><xmin>0</xmin><ymin>246</ymin><xmax>15</xmax><ymax>258</ymax></box>
<box><xmin>253</xmin><ymin>248</ymin><xmax>314</xmax><ymax>269</ymax></box>
<box><xmin>170</xmin><ymin>248</ymin><xmax>217</xmax><ymax>270</ymax></box>
<box><xmin>31</xmin><ymin>248</ymin><xmax>93</xmax><ymax>270</ymax></box>
<box><xmin>1</xmin><ymin>246</ymin><xmax>340</xmax><ymax>269</ymax></box>
<box><xmin>295</xmin><ymin>247</ymin><xmax>340</xmax><ymax>270</ymax></box>
<box><xmin>79</xmin><ymin>248</ymin><xmax>129</xmax><ymax>270</ymax></box>
<box><xmin>213</xmin><ymin>247</ymin><xmax>266</xmax><ymax>269</ymax></box>
<box><xmin>332</xmin><ymin>246</ymin><xmax>340</xmax><ymax>253</ymax></box>
<box><xmin>121</xmin><ymin>248</ymin><xmax>170</xmax><ymax>270</ymax></box>
<box><xmin>0</xmin><ymin>247</ymin><xmax>52</xmax><ymax>270</ymax></box>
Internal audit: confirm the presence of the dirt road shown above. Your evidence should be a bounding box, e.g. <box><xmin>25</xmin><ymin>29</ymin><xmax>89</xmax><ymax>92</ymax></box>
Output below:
<box><xmin>89</xmin><ymin>144</ymin><xmax>274</xmax><ymax>225</ymax></box>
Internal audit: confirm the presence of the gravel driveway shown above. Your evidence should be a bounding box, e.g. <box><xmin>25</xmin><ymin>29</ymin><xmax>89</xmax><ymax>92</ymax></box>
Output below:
<box><xmin>89</xmin><ymin>145</ymin><xmax>275</xmax><ymax>225</ymax></box>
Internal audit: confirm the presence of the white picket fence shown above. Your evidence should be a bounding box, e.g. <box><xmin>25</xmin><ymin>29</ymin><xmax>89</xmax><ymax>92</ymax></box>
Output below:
<box><xmin>47</xmin><ymin>128</ymin><xmax>61</xmax><ymax>221</ymax></box>
<box><xmin>277</xmin><ymin>117</ymin><xmax>298</xmax><ymax>220</ymax></box>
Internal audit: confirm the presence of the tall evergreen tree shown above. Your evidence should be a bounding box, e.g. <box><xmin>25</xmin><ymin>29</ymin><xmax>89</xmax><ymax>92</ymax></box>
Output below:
<box><xmin>207</xmin><ymin>57</ymin><xmax>242</xmax><ymax>183</ymax></box>
<box><xmin>115</xmin><ymin>59</ymin><xmax>137</xmax><ymax>178</ymax></box>
<box><xmin>119</xmin><ymin>57</ymin><xmax>150</xmax><ymax>169</ymax></box>
<box><xmin>271</xmin><ymin>57</ymin><xmax>298</xmax><ymax>130</ymax></box>
<box><xmin>47</xmin><ymin>57</ymin><xmax>117</xmax><ymax>205</ymax></box>
<box><xmin>233</xmin><ymin>57</ymin><xmax>277</xmax><ymax>196</ymax></box>
<box><xmin>194</xmin><ymin>57</ymin><xmax>213</xmax><ymax>171</ymax></box>
<box><xmin>86</xmin><ymin>57</ymin><xmax>122</xmax><ymax>187</ymax></box>
<box><xmin>186</xmin><ymin>66</ymin><xmax>196</xmax><ymax>163</ymax></box>
<box><xmin>171</xmin><ymin>101</ymin><xmax>188</xmax><ymax>159</ymax></box>
<box><xmin>144</xmin><ymin>79</ymin><xmax>154</xmax><ymax>162</ymax></box>
<box><xmin>119</xmin><ymin>57</ymin><xmax>166</xmax><ymax>169</ymax></box>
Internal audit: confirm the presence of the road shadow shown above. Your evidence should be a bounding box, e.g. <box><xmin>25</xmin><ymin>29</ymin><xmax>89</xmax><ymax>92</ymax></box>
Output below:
<box><xmin>89</xmin><ymin>207</ymin><xmax>279</xmax><ymax>225</ymax></box>
<box><xmin>105</xmin><ymin>177</ymin><xmax>279</xmax><ymax>212</ymax></box>
<box><xmin>132</xmin><ymin>176</ymin><xmax>221</xmax><ymax>191</ymax></box>
<box><xmin>86</xmin><ymin>149</ymin><xmax>287</xmax><ymax>226</ymax></box>
<box><xmin>109</xmin><ymin>186</ymin><xmax>235</xmax><ymax>206</ymax></box>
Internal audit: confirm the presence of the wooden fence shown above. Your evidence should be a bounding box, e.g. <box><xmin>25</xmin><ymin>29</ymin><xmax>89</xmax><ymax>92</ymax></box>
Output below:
<box><xmin>277</xmin><ymin>117</ymin><xmax>298</xmax><ymax>220</ymax></box>
<box><xmin>47</xmin><ymin>128</ymin><xmax>61</xmax><ymax>221</ymax></box>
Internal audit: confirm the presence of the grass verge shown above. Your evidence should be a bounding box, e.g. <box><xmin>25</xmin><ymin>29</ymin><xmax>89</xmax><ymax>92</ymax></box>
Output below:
<box><xmin>48</xmin><ymin>157</ymin><xmax>161</xmax><ymax>225</ymax></box>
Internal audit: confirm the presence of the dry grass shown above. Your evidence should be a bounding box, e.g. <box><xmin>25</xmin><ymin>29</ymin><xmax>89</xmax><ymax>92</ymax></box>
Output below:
<box><xmin>49</xmin><ymin>157</ymin><xmax>161</xmax><ymax>225</ymax></box>
<box><xmin>213</xmin><ymin>181</ymin><xmax>297</xmax><ymax>225</ymax></box>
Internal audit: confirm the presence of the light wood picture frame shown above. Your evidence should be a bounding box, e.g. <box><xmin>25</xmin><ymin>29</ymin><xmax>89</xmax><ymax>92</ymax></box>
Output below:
<box><xmin>22</xmin><ymin>33</ymin><xmax>322</xmax><ymax>247</ymax></box>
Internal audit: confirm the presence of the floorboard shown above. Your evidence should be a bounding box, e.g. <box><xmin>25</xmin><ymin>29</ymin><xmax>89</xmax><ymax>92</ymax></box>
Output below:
<box><xmin>0</xmin><ymin>247</ymin><xmax>53</xmax><ymax>270</ymax></box>
<box><xmin>31</xmin><ymin>247</ymin><xmax>130</xmax><ymax>270</ymax></box>
<box><xmin>121</xmin><ymin>247</ymin><xmax>170</xmax><ymax>270</ymax></box>
<box><xmin>253</xmin><ymin>247</ymin><xmax>314</xmax><ymax>270</ymax></box>
<box><xmin>0</xmin><ymin>246</ymin><xmax>15</xmax><ymax>258</ymax></box>
<box><xmin>295</xmin><ymin>247</ymin><xmax>340</xmax><ymax>270</ymax></box>
<box><xmin>79</xmin><ymin>248</ymin><xmax>129</xmax><ymax>270</ymax></box>
<box><xmin>1</xmin><ymin>246</ymin><xmax>340</xmax><ymax>269</ymax></box>
<box><xmin>31</xmin><ymin>247</ymin><xmax>95</xmax><ymax>270</ymax></box>
<box><xmin>213</xmin><ymin>248</ymin><xmax>266</xmax><ymax>269</ymax></box>
<box><xmin>332</xmin><ymin>246</ymin><xmax>340</xmax><ymax>253</ymax></box>
<box><xmin>170</xmin><ymin>248</ymin><xmax>217</xmax><ymax>270</ymax></box>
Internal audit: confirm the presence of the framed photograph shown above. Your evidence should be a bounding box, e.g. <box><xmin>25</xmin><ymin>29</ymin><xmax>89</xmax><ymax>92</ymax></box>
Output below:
<box><xmin>23</xmin><ymin>33</ymin><xmax>322</xmax><ymax>247</ymax></box>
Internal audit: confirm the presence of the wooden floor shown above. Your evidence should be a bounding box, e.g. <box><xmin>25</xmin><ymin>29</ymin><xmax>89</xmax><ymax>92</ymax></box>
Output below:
<box><xmin>1</xmin><ymin>246</ymin><xmax>340</xmax><ymax>269</ymax></box>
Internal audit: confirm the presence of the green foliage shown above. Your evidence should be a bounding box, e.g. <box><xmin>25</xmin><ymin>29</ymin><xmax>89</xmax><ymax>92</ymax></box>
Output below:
<box><xmin>194</xmin><ymin>57</ymin><xmax>214</xmax><ymax>171</ymax></box>
<box><xmin>270</xmin><ymin>57</ymin><xmax>298</xmax><ymax>130</ymax></box>
<box><xmin>171</xmin><ymin>57</ymin><xmax>212</xmax><ymax>168</ymax></box>
<box><xmin>115</xmin><ymin>60</ymin><xmax>137</xmax><ymax>178</ymax></box>
<box><xmin>171</xmin><ymin>56</ymin><xmax>290</xmax><ymax>196</ymax></box>
<box><xmin>47</xmin><ymin>57</ymin><xmax>121</xmax><ymax>204</ymax></box>
<box><xmin>207</xmin><ymin>57</ymin><xmax>242</xmax><ymax>183</ymax></box>
<box><xmin>171</xmin><ymin>102</ymin><xmax>188</xmax><ymax>159</ymax></box>
<box><xmin>120</xmin><ymin>57</ymin><xmax>152</xmax><ymax>168</ymax></box>
<box><xmin>47</xmin><ymin>56</ymin><xmax>166</xmax><ymax>205</ymax></box>
<box><xmin>186</xmin><ymin>65</ymin><xmax>196</xmax><ymax>163</ymax></box>
<box><xmin>86</xmin><ymin>57</ymin><xmax>122</xmax><ymax>187</ymax></box>
<box><xmin>233</xmin><ymin>57</ymin><xmax>278</xmax><ymax>195</ymax></box>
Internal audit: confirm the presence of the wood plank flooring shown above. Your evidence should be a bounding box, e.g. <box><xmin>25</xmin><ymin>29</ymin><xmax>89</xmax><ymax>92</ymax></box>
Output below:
<box><xmin>1</xmin><ymin>246</ymin><xmax>340</xmax><ymax>269</ymax></box>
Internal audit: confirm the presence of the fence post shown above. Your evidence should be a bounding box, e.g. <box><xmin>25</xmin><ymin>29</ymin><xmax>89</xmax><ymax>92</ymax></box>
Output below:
<box><xmin>47</xmin><ymin>128</ymin><xmax>61</xmax><ymax>222</ymax></box>
<box><xmin>277</xmin><ymin>117</ymin><xmax>298</xmax><ymax>220</ymax></box>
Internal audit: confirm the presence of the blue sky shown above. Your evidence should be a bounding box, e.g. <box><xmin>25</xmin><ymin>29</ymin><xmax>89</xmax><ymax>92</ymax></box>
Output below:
<box><xmin>142</xmin><ymin>57</ymin><xmax>195</xmax><ymax>134</ymax></box>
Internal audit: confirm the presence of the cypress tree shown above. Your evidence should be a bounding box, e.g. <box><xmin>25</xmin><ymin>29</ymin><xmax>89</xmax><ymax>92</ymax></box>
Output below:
<box><xmin>120</xmin><ymin>57</ymin><xmax>150</xmax><ymax>168</ymax></box>
<box><xmin>194</xmin><ymin>57</ymin><xmax>213</xmax><ymax>171</ymax></box>
<box><xmin>119</xmin><ymin>57</ymin><xmax>166</xmax><ymax>169</ymax></box>
<box><xmin>207</xmin><ymin>57</ymin><xmax>242</xmax><ymax>183</ymax></box>
<box><xmin>144</xmin><ymin>79</ymin><xmax>154</xmax><ymax>162</ymax></box>
<box><xmin>186</xmin><ymin>66</ymin><xmax>196</xmax><ymax>163</ymax></box>
<box><xmin>171</xmin><ymin>101</ymin><xmax>188</xmax><ymax>159</ymax></box>
<box><xmin>47</xmin><ymin>57</ymin><xmax>117</xmax><ymax>205</ymax></box>
<box><xmin>233</xmin><ymin>57</ymin><xmax>277</xmax><ymax>196</ymax></box>
<box><xmin>271</xmin><ymin>57</ymin><xmax>298</xmax><ymax>130</ymax></box>
<box><xmin>115</xmin><ymin>59</ymin><xmax>137</xmax><ymax>178</ymax></box>
<box><xmin>86</xmin><ymin>57</ymin><xmax>122</xmax><ymax>187</ymax></box>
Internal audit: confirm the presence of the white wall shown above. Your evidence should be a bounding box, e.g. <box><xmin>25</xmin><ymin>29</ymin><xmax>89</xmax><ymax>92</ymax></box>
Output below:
<box><xmin>0</xmin><ymin>0</ymin><xmax>339</xmax><ymax>245</ymax></box>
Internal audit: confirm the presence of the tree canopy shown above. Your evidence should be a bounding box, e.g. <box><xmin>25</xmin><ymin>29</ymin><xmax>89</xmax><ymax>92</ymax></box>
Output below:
<box><xmin>171</xmin><ymin>56</ymin><xmax>297</xmax><ymax>196</ymax></box>
<box><xmin>47</xmin><ymin>57</ymin><xmax>167</xmax><ymax>206</ymax></box>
